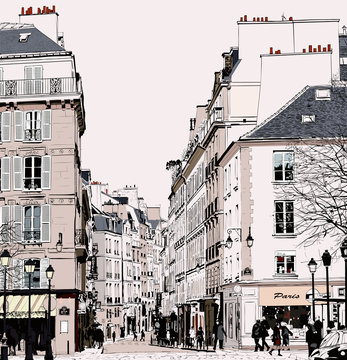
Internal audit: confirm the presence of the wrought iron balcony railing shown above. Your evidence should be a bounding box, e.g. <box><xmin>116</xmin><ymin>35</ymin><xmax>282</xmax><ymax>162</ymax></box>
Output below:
<box><xmin>0</xmin><ymin>77</ymin><xmax>78</xmax><ymax>97</ymax></box>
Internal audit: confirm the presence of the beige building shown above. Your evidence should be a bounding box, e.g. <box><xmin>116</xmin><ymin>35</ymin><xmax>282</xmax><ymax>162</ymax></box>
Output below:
<box><xmin>0</xmin><ymin>6</ymin><xmax>89</xmax><ymax>355</ymax></box>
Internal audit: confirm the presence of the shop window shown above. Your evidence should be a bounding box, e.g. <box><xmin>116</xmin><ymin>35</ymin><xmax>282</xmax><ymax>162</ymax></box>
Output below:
<box><xmin>275</xmin><ymin>201</ymin><xmax>294</xmax><ymax>234</ymax></box>
<box><xmin>275</xmin><ymin>251</ymin><xmax>296</xmax><ymax>274</ymax></box>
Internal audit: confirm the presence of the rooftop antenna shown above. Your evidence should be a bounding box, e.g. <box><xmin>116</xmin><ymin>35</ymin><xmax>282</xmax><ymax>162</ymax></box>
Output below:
<box><xmin>281</xmin><ymin>13</ymin><xmax>287</xmax><ymax>21</ymax></box>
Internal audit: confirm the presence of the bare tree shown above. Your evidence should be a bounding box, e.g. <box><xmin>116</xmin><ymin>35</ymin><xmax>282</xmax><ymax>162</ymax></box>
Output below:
<box><xmin>277</xmin><ymin>137</ymin><xmax>347</xmax><ymax>252</ymax></box>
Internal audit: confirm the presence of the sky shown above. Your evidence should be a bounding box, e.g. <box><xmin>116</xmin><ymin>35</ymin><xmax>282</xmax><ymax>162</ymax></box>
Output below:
<box><xmin>2</xmin><ymin>0</ymin><xmax>347</xmax><ymax>218</ymax></box>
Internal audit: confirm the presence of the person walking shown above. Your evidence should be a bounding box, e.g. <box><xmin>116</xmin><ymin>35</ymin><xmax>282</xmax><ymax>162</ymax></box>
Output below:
<box><xmin>260</xmin><ymin>316</ymin><xmax>270</xmax><ymax>351</ymax></box>
<box><xmin>251</xmin><ymin>319</ymin><xmax>263</xmax><ymax>352</ymax></box>
<box><xmin>268</xmin><ymin>323</ymin><xmax>282</xmax><ymax>356</ymax></box>
<box><xmin>213</xmin><ymin>321</ymin><xmax>219</xmax><ymax>350</ymax></box>
<box><xmin>281</xmin><ymin>322</ymin><xmax>293</xmax><ymax>350</ymax></box>
<box><xmin>112</xmin><ymin>330</ymin><xmax>116</xmax><ymax>343</ymax></box>
<box><xmin>133</xmin><ymin>329</ymin><xmax>138</xmax><ymax>341</ymax></box>
<box><xmin>189</xmin><ymin>326</ymin><xmax>196</xmax><ymax>348</ymax></box>
<box><xmin>306</xmin><ymin>321</ymin><xmax>319</xmax><ymax>356</ymax></box>
<box><xmin>216</xmin><ymin>322</ymin><xmax>227</xmax><ymax>349</ymax></box>
<box><xmin>314</xmin><ymin>317</ymin><xmax>323</xmax><ymax>347</ymax></box>
<box><xmin>140</xmin><ymin>329</ymin><xmax>145</xmax><ymax>341</ymax></box>
<box><xmin>196</xmin><ymin>326</ymin><xmax>204</xmax><ymax>350</ymax></box>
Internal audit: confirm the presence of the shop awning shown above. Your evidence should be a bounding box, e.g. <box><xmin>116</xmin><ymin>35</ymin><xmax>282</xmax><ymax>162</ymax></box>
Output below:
<box><xmin>0</xmin><ymin>294</ymin><xmax>56</xmax><ymax>319</ymax></box>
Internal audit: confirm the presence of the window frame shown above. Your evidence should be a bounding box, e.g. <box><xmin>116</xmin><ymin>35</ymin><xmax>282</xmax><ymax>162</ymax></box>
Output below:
<box><xmin>273</xmin><ymin>151</ymin><xmax>294</xmax><ymax>182</ymax></box>
<box><xmin>274</xmin><ymin>200</ymin><xmax>295</xmax><ymax>235</ymax></box>
<box><xmin>274</xmin><ymin>250</ymin><xmax>296</xmax><ymax>275</ymax></box>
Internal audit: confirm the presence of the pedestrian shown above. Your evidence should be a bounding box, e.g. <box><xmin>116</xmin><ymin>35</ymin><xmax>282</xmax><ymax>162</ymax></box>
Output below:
<box><xmin>189</xmin><ymin>326</ymin><xmax>196</xmax><ymax>348</ymax></box>
<box><xmin>216</xmin><ymin>321</ymin><xmax>227</xmax><ymax>349</ymax></box>
<box><xmin>281</xmin><ymin>322</ymin><xmax>293</xmax><ymax>350</ymax></box>
<box><xmin>112</xmin><ymin>330</ymin><xmax>116</xmax><ymax>343</ymax></box>
<box><xmin>268</xmin><ymin>323</ymin><xmax>282</xmax><ymax>356</ymax></box>
<box><xmin>314</xmin><ymin>316</ymin><xmax>323</xmax><ymax>346</ymax></box>
<box><xmin>133</xmin><ymin>329</ymin><xmax>138</xmax><ymax>341</ymax></box>
<box><xmin>196</xmin><ymin>326</ymin><xmax>204</xmax><ymax>350</ymax></box>
<box><xmin>213</xmin><ymin>321</ymin><xmax>219</xmax><ymax>350</ymax></box>
<box><xmin>251</xmin><ymin>319</ymin><xmax>263</xmax><ymax>352</ymax></box>
<box><xmin>306</xmin><ymin>320</ymin><xmax>319</xmax><ymax>356</ymax></box>
<box><xmin>140</xmin><ymin>328</ymin><xmax>145</xmax><ymax>341</ymax></box>
<box><xmin>260</xmin><ymin>316</ymin><xmax>270</xmax><ymax>351</ymax></box>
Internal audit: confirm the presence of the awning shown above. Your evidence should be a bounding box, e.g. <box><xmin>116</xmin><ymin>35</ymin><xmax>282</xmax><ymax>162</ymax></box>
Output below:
<box><xmin>0</xmin><ymin>295</ymin><xmax>57</xmax><ymax>319</ymax></box>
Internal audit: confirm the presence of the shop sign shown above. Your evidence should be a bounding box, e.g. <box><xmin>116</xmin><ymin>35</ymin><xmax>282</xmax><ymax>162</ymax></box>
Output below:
<box><xmin>59</xmin><ymin>306</ymin><xmax>70</xmax><ymax>315</ymax></box>
<box><xmin>259</xmin><ymin>285</ymin><xmax>329</xmax><ymax>306</ymax></box>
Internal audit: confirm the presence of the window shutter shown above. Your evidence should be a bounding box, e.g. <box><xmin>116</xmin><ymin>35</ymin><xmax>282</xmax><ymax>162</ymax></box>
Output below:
<box><xmin>0</xmin><ymin>68</ymin><xmax>3</xmax><ymax>96</ymax></box>
<box><xmin>41</xmin><ymin>156</ymin><xmax>51</xmax><ymax>189</ymax></box>
<box><xmin>1</xmin><ymin>111</ymin><xmax>11</xmax><ymax>142</ymax></box>
<box><xmin>14</xmin><ymin>111</ymin><xmax>24</xmax><ymax>141</ymax></box>
<box><xmin>34</xmin><ymin>66</ymin><xmax>43</xmax><ymax>94</ymax></box>
<box><xmin>13</xmin><ymin>205</ymin><xmax>22</xmax><ymax>243</ymax></box>
<box><xmin>41</xmin><ymin>204</ymin><xmax>50</xmax><ymax>242</ymax></box>
<box><xmin>0</xmin><ymin>267</ymin><xmax>4</xmax><ymax>289</ymax></box>
<box><xmin>42</xmin><ymin>110</ymin><xmax>51</xmax><ymax>140</ymax></box>
<box><xmin>1</xmin><ymin>205</ymin><xmax>10</xmax><ymax>243</ymax></box>
<box><xmin>12</xmin><ymin>258</ymin><xmax>23</xmax><ymax>289</ymax></box>
<box><xmin>40</xmin><ymin>258</ymin><xmax>49</xmax><ymax>289</ymax></box>
<box><xmin>13</xmin><ymin>156</ymin><xmax>23</xmax><ymax>190</ymax></box>
<box><xmin>24</xmin><ymin>67</ymin><xmax>33</xmax><ymax>80</ymax></box>
<box><xmin>1</xmin><ymin>157</ymin><xmax>10</xmax><ymax>191</ymax></box>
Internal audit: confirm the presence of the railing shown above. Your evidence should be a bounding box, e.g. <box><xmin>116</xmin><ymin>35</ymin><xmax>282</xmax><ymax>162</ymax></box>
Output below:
<box><xmin>0</xmin><ymin>77</ymin><xmax>78</xmax><ymax>97</ymax></box>
<box><xmin>23</xmin><ymin>230</ymin><xmax>41</xmax><ymax>242</ymax></box>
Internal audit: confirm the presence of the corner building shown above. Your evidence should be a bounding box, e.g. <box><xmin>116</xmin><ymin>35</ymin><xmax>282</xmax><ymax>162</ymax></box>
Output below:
<box><xmin>0</xmin><ymin>7</ymin><xmax>88</xmax><ymax>355</ymax></box>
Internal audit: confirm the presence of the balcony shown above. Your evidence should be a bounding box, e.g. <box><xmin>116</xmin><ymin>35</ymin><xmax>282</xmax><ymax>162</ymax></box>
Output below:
<box><xmin>23</xmin><ymin>230</ymin><xmax>41</xmax><ymax>244</ymax></box>
<box><xmin>75</xmin><ymin>229</ymin><xmax>88</xmax><ymax>259</ymax></box>
<box><xmin>0</xmin><ymin>77</ymin><xmax>79</xmax><ymax>98</ymax></box>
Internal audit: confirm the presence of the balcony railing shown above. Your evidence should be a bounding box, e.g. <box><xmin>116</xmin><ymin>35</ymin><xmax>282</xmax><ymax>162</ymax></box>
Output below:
<box><xmin>0</xmin><ymin>77</ymin><xmax>78</xmax><ymax>97</ymax></box>
<box><xmin>23</xmin><ymin>230</ymin><xmax>41</xmax><ymax>243</ymax></box>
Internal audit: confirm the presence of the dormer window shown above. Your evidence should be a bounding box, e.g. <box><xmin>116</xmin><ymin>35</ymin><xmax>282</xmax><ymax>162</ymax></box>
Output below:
<box><xmin>19</xmin><ymin>33</ymin><xmax>31</xmax><ymax>43</ymax></box>
<box><xmin>302</xmin><ymin>115</ymin><xmax>316</xmax><ymax>123</ymax></box>
<box><xmin>315</xmin><ymin>88</ymin><xmax>331</xmax><ymax>100</ymax></box>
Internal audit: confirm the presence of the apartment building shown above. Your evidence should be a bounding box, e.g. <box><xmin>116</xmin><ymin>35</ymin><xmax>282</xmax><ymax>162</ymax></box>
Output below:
<box><xmin>0</xmin><ymin>6</ymin><xmax>88</xmax><ymax>355</ymax></box>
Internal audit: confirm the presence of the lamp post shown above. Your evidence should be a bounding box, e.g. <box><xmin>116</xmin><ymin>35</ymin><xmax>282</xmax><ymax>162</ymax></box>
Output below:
<box><xmin>308</xmin><ymin>258</ymin><xmax>317</xmax><ymax>321</ymax></box>
<box><xmin>246</xmin><ymin>227</ymin><xmax>254</xmax><ymax>248</ymax></box>
<box><xmin>24</xmin><ymin>259</ymin><xmax>35</xmax><ymax>360</ymax></box>
<box><xmin>0</xmin><ymin>249</ymin><xmax>11</xmax><ymax>360</ymax></box>
<box><xmin>322</xmin><ymin>250</ymin><xmax>332</xmax><ymax>329</ymax></box>
<box><xmin>340</xmin><ymin>238</ymin><xmax>347</xmax><ymax>327</ymax></box>
<box><xmin>45</xmin><ymin>265</ymin><xmax>54</xmax><ymax>360</ymax></box>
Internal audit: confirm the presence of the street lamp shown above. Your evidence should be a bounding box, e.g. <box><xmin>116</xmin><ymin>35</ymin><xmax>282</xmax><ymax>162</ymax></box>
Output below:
<box><xmin>322</xmin><ymin>250</ymin><xmax>332</xmax><ymax>329</ymax></box>
<box><xmin>24</xmin><ymin>259</ymin><xmax>35</xmax><ymax>360</ymax></box>
<box><xmin>45</xmin><ymin>265</ymin><xmax>54</xmax><ymax>360</ymax></box>
<box><xmin>308</xmin><ymin>258</ymin><xmax>317</xmax><ymax>321</ymax></box>
<box><xmin>340</xmin><ymin>238</ymin><xmax>347</xmax><ymax>327</ymax></box>
<box><xmin>246</xmin><ymin>227</ymin><xmax>254</xmax><ymax>248</ymax></box>
<box><xmin>0</xmin><ymin>249</ymin><xmax>11</xmax><ymax>360</ymax></box>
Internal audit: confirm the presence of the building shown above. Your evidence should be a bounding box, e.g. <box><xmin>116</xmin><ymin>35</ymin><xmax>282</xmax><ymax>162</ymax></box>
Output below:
<box><xmin>0</xmin><ymin>6</ymin><xmax>88</xmax><ymax>355</ymax></box>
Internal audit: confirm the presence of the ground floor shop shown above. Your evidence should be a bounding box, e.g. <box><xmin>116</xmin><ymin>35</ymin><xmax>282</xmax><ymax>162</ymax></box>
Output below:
<box><xmin>223</xmin><ymin>281</ymin><xmax>344</xmax><ymax>348</ymax></box>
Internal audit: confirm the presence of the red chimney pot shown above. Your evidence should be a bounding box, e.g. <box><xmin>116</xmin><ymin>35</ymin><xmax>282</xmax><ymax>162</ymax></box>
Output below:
<box><xmin>323</xmin><ymin>47</ymin><xmax>327</xmax><ymax>52</ymax></box>
<box><xmin>257</xmin><ymin>17</ymin><xmax>260</xmax><ymax>21</ymax></box>
<box><xmin>21</xmin><ymin>7</ymin><xmax>24</xmax><ymax>15</ymax></box>
<box><xmin>265</xmin><ymin>17</ymin><xmax>268</xmax><ymax>21</ymax></box>
<box><xmin>253</xmin><ymin>17</ymin><xmax>255</xmax><ymax>21</ymax></box>
<box><xmin>303</xmin><ymin>49</ymin><xmax>306</xmax><ymax>53</ymax></box>
<box><xmin>309</xmin><ymin>45</ymin><xmax>312</xmax><ymax>52</ymax></box>
<box><xmin>240</xmin><ymin>17</ymin><xmax>243</xmax><ymax>21</ymax></box>
<box><xmin>328</xmin><ymin>44</ymin><xmax>331</xmax><ymax>51</ymax></box>
<box><xmin>270</xmin><ymin>47</ymin><xmax>273</xmax><ymax>54</ymax></box>
<box><xmin>289</xmin><ymin>17</ymin><xmax>293</xmax><ymax>21</ymax></box>
<box><xmin>244</xmin><ymin>15</ymin><xmax>247</xmax><ymax>21</ymax></box>
<box><xmin>53</xmin><ymin>5</ymin><xmax>56</xmax><ymax>13</ymax></box>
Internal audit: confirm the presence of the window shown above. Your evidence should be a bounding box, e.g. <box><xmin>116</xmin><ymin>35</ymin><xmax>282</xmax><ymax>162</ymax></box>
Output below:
<box><xmin>12</xmin><ymin>257</ymin><xmax>49</xmax><ymax>289</ymax></box>
<box><xmin>24</xmin><ymin>206</ymin><xmax>41</xmax><ymax>241</ymax></box>
<box><xmin>24</xmin><ymin>66</ymin><xmax>43</xmax><ymax>94</ymax></box>
<box><xmin>19</xmin><ymin>33</ymin><xmax>31</xmax><ymax>42</ymax></box>
<box><xmin>14</xmin><ymin>110</ymin><xmax>51</xmax><ymax>142</ymax></box>
<box><xmin>275</xmin><ymin>251</ymin><xmax>296</xmax><ymax>274</ymax></box>
<box><xmin>275</xmin><ymin>201</ymin><xmax>294</xmax><ymax>234</ymax></box>
<box><xmin>273</xmin><ymin>152</ymin><xmax>294</xmax><ymax>181</ymax></box>
<box><xmin>302</xmin><ymin>115</ymin><xmax>316</xmax><ymax>123</ymax></box>
<box><xmin>0</xmin><ymin>112</ymin><xmax>11</xmax><ymax>142</ymax></box>
<box><xmin>315</xmin><ymin>89</ymin><xmax>331</xmax><ymax>100</ymax></box>
<box><xmin>13</xmin><ymin>155</ymin><xmax>51</xmax><ymax>191</ymax></box>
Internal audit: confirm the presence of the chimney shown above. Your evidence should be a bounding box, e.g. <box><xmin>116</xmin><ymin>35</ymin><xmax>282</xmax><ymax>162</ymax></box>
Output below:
<box><xmin>18</xmin><ymin>6</ymin><xmax>63</xmax><ymax>47</ymax></box>
<box><xmin>328</xmin><ymin>44</ymin><xmax>331</xmax><ymax>51</ymax></box>
<box><xmin>269</xmin><ymin>47</ymin><xmax>273</xmax><ymax>54</ymax></box>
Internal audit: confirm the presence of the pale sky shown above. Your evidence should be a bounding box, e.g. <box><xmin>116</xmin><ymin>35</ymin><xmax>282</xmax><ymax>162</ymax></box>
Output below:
<box><xmin>2</xmin><ymin>0</ymin><xmax>347</xmax><ymax>218</ymax></box>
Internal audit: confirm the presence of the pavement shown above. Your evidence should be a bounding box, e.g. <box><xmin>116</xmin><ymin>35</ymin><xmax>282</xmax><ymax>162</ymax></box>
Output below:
<box><xmin>1</xmin><ymin>336</ymin><xmax>309</xmax><ymax>360</ymax></box>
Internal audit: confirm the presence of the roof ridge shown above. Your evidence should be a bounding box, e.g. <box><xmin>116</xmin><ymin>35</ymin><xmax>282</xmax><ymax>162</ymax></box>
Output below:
<box><xmin>241</xmin><ymin>85</ymin><xmax>310</xmax><ymax>139</ymax></box>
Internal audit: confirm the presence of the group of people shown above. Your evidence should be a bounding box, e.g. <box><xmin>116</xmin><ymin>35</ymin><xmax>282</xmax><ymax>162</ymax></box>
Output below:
<box><xmin>252</xmin><ymin>318</ymin><xmax>293</xmax><ymax>356</ymax></box>
<box><xmin>252</xmin><ymin>317</ymin><xmax>324</xmax><ymax>356</ymax></box>
<box><xmin>188</xmin><ymin>326</ymin><xmax>204</xmax><ymax>349</ymax></box>
<box><xmin>133</xmin><ymin>329</ymin><xmax>146</xmax><ymax>341</ymax></box>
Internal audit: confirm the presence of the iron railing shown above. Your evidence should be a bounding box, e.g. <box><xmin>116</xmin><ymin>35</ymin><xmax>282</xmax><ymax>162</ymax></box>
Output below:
<box><xmin>0</xmin><ymin>77</ymin><xmax>78</xmax><ymax>97</ymax></box>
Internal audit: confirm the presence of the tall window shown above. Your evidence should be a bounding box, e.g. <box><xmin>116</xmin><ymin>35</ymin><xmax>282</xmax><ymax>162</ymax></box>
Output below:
<box><xmin>275</xmin><ymin>251</ymin><xmax>296</xmax><ymax>274</ymax></box>
<box><xmin>273</xmin><ymin>151</ymin><xmax>294</xmax><ymax>181</ymax></box>
<box><xmin>24</xmin><ymin>66</ymin><xmax>43</xmax><ymax>94</ymax></box>
<box><xmin>275</xmin><ymin>201</ymin><xmax>294</xmax><ymax>234</ymax></box>
<box><xmin>25</xmin><ymin>111</ymin><xmax>41</xmax><ymax>141</ymax></box>
<box><xmin>24</xmin><ymin>156</ymin><xmax>41</xmax><ymax>190</ymax></box>
<box><xmin>24</xmin><ymin>205</ymin><xmax>41</xmax><ymax>241</ymax></box>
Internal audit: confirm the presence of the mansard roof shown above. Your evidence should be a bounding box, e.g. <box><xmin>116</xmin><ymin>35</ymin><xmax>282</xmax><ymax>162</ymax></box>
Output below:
<box><xmin>242</xmin><ymin>86</ymin><xmax>347</xmax><ymax>141</ymax></box>
<box><xmin>0</xmin><ymin>23</ymin><xmax>64</xmax><ymax>55</ymax></box>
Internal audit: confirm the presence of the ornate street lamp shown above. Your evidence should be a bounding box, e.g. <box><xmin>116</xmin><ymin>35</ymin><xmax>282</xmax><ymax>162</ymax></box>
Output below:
<box><xmin>308</xmin><ymin>258</ymin><xmax>317</xmax><ymax>321</ymax></box>
<box><xmin>246</xmin><ymin>227</ymin><xmax>254</xmax><ymax>248</ymax></box>
<box><xmin>0</xmin><ymin>249</ymin><xmax>11</xmax><ymax>360</ymax></box>
<box><xmin>45</xmin><ymin>265</ymin><xmax>54</xmax><ymax>360</ymax></box>
<box><xmin>322</xmin><ymin>250</ymin><xmax>332</xmax><ymax>329</ymax></box>
<box><xmin>340</xmin><ymin>238</ymin><xmax>347</xmax><ymax>327</ymax></box>
<box><xmin>24</xmin><ymin>259</ymin><xmax>35</xmax><ymax>360</ymax></box>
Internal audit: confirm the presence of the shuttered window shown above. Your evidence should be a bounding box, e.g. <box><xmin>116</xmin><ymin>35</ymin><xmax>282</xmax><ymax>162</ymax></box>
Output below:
<box><xmin>14</xmin><ymin>110</ymin><xmax>51</xmax><ymax>142</ymax></box>
<box><xmin>24</xmin><ymin>66</ymin><xmax>43</xmax><ymax>94</ymax></box>
<box><xmin>1</xmin><ymin>157</ymin><xmax>10</xmax><ymax>191</ymax></box>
